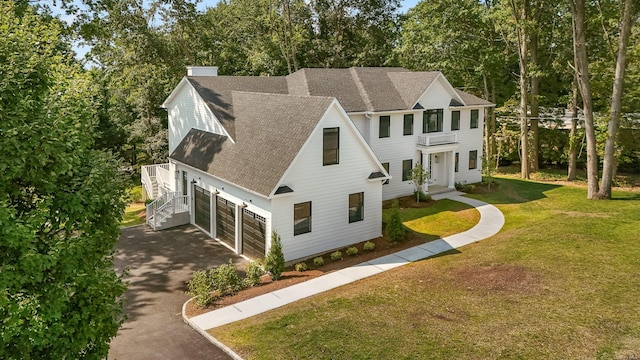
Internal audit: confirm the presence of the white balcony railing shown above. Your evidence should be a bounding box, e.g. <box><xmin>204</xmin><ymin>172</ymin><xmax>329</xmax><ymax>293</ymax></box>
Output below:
<box><xmin>146</xmin><ymin>191</ymin><xmax>189</xmax><ymax>230</ymax></box>
<box><xmin>417</xmin><ymin>133</ymin><xmax>457</xmax><ymax>147</ymax></box>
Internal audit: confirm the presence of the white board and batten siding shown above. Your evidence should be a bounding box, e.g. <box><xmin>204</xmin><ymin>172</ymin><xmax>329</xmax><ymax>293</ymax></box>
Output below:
<box><xmin>164</xmin><ymin>80</ymin><xmax>229</xmax><ymax>155</ymax></box>
<box><xmin>271</xmin><ymin>104</ymin><xmax>384</xmax><ymax>262</ymax></box>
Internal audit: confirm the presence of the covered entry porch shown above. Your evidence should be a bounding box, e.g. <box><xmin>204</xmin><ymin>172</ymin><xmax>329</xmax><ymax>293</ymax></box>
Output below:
<box><xmin>417</xmin><ymin>137</ymin><xmax>458</xmax><ymax>194</ymax></box>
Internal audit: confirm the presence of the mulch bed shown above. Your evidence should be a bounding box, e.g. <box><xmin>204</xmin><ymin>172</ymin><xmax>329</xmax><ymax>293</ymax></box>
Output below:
<box><xmin>184</xmin><ymin>195</ymin><xmax>441</xmax><ymax>318</ymax></box>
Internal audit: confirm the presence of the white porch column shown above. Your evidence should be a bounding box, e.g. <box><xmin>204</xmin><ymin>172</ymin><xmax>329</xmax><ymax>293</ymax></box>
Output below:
<box><xmin>421</xmin><ymin>150</ymin><xmax>430</xmax><ymax>193</ymax></box>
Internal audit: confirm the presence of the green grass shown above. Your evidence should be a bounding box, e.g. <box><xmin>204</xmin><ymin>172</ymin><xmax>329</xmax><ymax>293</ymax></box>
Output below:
<box><xmin>383</xmin><ymin>199</ymin><xmax>479</xmax><ymax>240</ymax></box>
<box><xmin>210</xmin><ymin>177</ymin><xmax>640</xmax><ymax>359</ymax></box>
<box><xmin>120</xmin><ymin>185</ymin><xmax>146</xmax><ymax>228</ymax></box>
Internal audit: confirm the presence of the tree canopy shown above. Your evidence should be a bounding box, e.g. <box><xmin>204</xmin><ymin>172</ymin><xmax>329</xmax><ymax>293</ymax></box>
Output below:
<box><xmin>0</xmin><ymin>2</ymin><xmax>127</xmax><ymax>358</ymax></box>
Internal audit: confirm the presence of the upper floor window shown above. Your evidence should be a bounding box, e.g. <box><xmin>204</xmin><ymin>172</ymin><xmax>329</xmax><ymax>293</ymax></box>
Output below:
<box><xmin>423</xmin><ymin>109</ymin><xmax>443</xmax><ymax>133</ymax></box>
<box><xmin>182</xmin><ymin>171</ymin><xmax>188</xmax><ymax>195</ymax></box>
<box><xmin>382</xmin><ymin>162</ymin><xmax>389</xmax><ymax>185</ymax></box>
<box><xmin>469</xmin><ymin>150</ymin><xmax>478</xmax><ymax>169</ymax></box>
<box><xmin>323</xmin><ymin>127</ymin><xmax>339</xmax><ymax>165</ymax></box>
<box><xmin>294</xmin><ymin>201</ymin><xmax>312</xmax><ymax>235</ymax></box>
<box><xmin>451</xmin><ymin>111</ymin><xmax>460</xmax><ymax>131</ymax></box>
<box><xmin>470</xmin><ymin>109</ymin><xmax>479</xmax><ymax>129</ymax></box>
<box><xmin>348</xmin><ymin>192</ymin><xmax>364</xmax><ymax>223</ymax></box>
<box><xmin>402</xmin><ymin>159</ymin><xmax>412</xmax><ymax>181</ymax></box>
<box><xmin>403</xmin><ymin>114</ymin><xmax>414</xmax><ymax>136</ymax></box>
<box><xmin>379</xmin><ymin>116</ymin><xmax>390</xmax><ymax>138</ymax></box>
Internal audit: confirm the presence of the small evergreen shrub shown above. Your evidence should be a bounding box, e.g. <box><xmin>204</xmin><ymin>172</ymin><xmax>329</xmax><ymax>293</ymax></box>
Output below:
<box><xmin>386</xmin><ymin>199</ymin><xmax>406</xmax><ymax>242</ymax></box>
<box><xmin>209</xmin><ymin>260</ymin><xmax>244</xmax><ymax>297</ymax></box>
<box><xmin>313</xmin><ymin>257</ymin><xmax>325</xmax><ymax>266</ymax></box>
<box><xmin>346</xmin><ymin>247</ymin><xmax>358</xmax><ymax>256</ymax></box>
<box><xmin>363</xmin><ymin>241</ymin><xmax>376</xmax><ymax>251</ymax></box>
<box><xmin>294</xmin><ymin>262</ymin><xmax>308</xmax><ymax>272</ymax></box>
<box><xmin>330</xmin><ymin>250</ymin><xmax>343</xmax><ymax>261</ymax></box>
<box><xmin>244</xmin><ymin>260</ymin><xmax>265</xmax><ymax>287</ymax></box>
<box><xmin>187</xmin><ymin>270</ymin><xmax>213</xmax><ymax>307</ymax></box>
<box><xmin>265</xmin><ymin>231</ymin><xmax>285</xmax><ymax>280</ymax></box>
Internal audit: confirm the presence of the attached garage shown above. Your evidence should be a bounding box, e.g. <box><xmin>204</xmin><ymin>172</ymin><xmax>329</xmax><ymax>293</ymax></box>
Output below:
<box><xmin>242</xmin><ymin>209</ymin><xmax>266</xmax><ymax>259</ymax></box>
<box><xmin>194</xmin><ymin>186</ymin><xmax>211</xmax><ymax>233</ymax></box>
<box><xmin>216</xmin><ymin>197</ymin><xmax>235</xmax><ymax>248</ymax></box>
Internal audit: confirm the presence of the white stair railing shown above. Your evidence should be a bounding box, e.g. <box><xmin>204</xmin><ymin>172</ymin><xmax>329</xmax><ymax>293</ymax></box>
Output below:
<box><xmin>146</xmin><ymin>192</ymin><xmax>189</xmax><ymax>230</ymax></box>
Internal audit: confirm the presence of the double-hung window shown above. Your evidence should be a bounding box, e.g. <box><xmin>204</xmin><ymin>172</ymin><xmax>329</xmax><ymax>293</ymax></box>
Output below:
<box><xmin>379</xmin><ymin>116</ymin><xmax>390</xmax><ymax>138</ymax></box>
<box><xmin>470</xmin><ymin>109</ymin><xmax>479</xmax><ymax>129</ymax></box>
<box><xmin>294</xmin><ymin>201</ymin><xmax>311</xmax><ymax>235</ymax></box>
<box><xmin>403</xmin><ymin>114</ymin><xmax>413</xmax><ymax>135</ymax></box>
<box><xmin>469</xmin><ymin>150</ymin><xmax>478</xmax><ymax>169</ymax></box>
<box><xmin>323</xmin><ymin>127</ymin><xmax>339</xmax><ymax>165</ymax></box>
<box><xmin>455</xmin><ymin>153</ymin><xmax>459</xmax><ymax>172</ymax></box>
<box><xmin>423</xmin><ymin>109</ymin><xmax>443</xmax><ymax>133</ymax></box>
<box><xmin>348</xmin><ymin>192</ymin><xmax>364</xmax><ymax>223</ymax></box>
<box><xmin>402</xmin><ymin>159</ymin><xmax>412</xmax><ymax>181</ymax></box>
<box><xmin>451</xmin><ymin>111</ymin><xmax>460</xmax><ymax>131</ymax></box>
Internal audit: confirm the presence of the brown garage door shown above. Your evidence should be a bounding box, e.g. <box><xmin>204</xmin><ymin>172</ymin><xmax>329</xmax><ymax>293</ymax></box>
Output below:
<box><xmin>216</xmin><ymin>197</ymin><xmax>235</xmax><ymax>248</ymax></box>
<box><xmin>194</xmin><ymin>186</ymin><xmax>210</xmax><ymax>233</ymax></box>
<box><xmin>242</xmin><ymin>209</ymin><xmax>266</xmax><ymax>259</ymax></box>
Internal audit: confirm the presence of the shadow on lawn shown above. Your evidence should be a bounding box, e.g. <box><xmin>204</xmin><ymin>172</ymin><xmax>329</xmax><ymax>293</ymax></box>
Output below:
<box><xmin>471</xmin><ymin>177</ymin><xmax>562</xmax><ymax>205</ymax></box>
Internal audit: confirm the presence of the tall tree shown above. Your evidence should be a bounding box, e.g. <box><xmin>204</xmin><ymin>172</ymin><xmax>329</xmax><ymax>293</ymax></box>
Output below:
<box><xmin>597</xmin><ymin>0</ymin><xmax>638</xmax><ymax>199</ymax></box>
<box><xmin>570</xmin><ymin>0</ymin><xmax>600</xmax><ymax>198</ymax></box>
<box><xmin>0</xmin><ymin>2</ymin><xmax>126</xmax><ymax>358</ymax></box>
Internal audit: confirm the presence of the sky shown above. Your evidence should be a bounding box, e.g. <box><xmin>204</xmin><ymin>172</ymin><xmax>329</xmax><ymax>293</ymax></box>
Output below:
<box><xmin>49</xmin><ymin>0</ymin><xmax>422</xmax><ymax>60</ymax></box>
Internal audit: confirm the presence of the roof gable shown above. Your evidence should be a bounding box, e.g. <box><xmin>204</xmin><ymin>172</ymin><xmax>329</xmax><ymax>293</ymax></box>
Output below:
<box><xmin>170</xmin><ymin>92</ymin><xmax>334</xmax><ymax>197</ymax></box>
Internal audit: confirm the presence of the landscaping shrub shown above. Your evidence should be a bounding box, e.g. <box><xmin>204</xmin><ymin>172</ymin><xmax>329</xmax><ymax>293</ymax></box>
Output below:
<box><xmin>313</xmin><ymin>257</ymin><xmax>325</xmax><ymax>266</ymax></box>
<box><xmin>209</xmin><ymin>260</ymin><xmax>244</xmax><ymax>297</ymax></box>
<box><xmin>363</xmin><ymin>241</ymin><xmax>376</xmax><ymax>251</ymax></box>
<box><xmin>346</xmin><ymin>247</ymin><xmax>358</xmax><ymax>256</ymax></box>
<box><xmin>385</xmin><ymin>200</ymin><xmax>406</xmax><ymax>242</ymax></box>
<box><xmin>187</xmin><ymin>270</ymin><xmax>214</xmax><ymax>307</ymax></box>
<box><xmin>330</xmin><ymin>250</ymin><xmax>343</xmax><ymax>261</ymax></box>
<box><xmin>244</xmin><ymin>260</ymin><xmax>265</xmax><ymax>287</ymax></box>
<box><xmin>294</xmin><ymin>262</ymin><xmax>308</xmax><ymax>272</ymax></box>
<box><xmin>265</xmin><ymin>231</ymin><xmax>285</xmax><ymax>280</ymax></box>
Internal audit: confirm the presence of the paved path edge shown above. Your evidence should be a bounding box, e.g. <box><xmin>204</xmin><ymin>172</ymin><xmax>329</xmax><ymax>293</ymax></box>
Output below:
<box><xmin>182</xmin><ymin>193</ymin><xmax>505</xmax><ymax>359</ymax></box>
<box><xmin>182</xmin><ymin>298</ymin><xmax>245</xmax><ymax>360</ymax></box>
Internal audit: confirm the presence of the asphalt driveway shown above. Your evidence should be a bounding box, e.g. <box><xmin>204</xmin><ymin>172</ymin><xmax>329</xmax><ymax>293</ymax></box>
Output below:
<box><xmin>108</xmin><ymin>224</ymin><xmax>246</xmax><ymax>360</ymax></box>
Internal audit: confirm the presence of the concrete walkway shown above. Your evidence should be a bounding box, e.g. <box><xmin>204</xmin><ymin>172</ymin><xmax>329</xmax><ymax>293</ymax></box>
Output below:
<box><xmin>184</xmin><ymin>192</ymin><xmax>504</xmax><ymax>356</ymax></box>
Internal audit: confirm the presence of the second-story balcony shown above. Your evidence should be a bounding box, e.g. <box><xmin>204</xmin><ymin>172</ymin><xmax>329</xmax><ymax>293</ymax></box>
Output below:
<box><xmin>417</xmin><ymin>133</ymin><xmax>458</xmax><ymax>147</ymax></box>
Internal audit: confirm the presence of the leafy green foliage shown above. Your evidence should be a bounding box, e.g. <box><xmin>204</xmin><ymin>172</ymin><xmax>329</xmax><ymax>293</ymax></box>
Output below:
<box><xmin>243</xmin><ymin>260</ymin><xmax>265</xmax><ymax>288</ymax></box>
<box><xmin>409</xmin><ymin>163</ymin><xmax>429</xmax><ymax>202</ymax></box>
<box><xmin>313</xmin><ymin>257</ymin><xmax>325</xmax><ymax>266</ymax></box>
<box><xmin>363</xmin><ymin>241</ymin><xmax>376</xmax><ymax>251</ymax></box>
<box><xmin>330</xmin><ymin>250</ymin><xmax>343</xmax><ymax>261</ymax></box>
<box><xmin>294</xmin><ymin>262</ymin><xmax>308</xmax><ymax>272</ymax></box>
<box><xmin>346</xmin><ymin>247</ymin><xmax>359</xmax><ymax>256</ymax></box>
<box><xmin>265</xmin><ymin>231</ymin><xmax>285</xmax><ymax>280</ymax></box>
<box><xmin>209</xmin><ymin>260</ymin><xmax>244</xmax><ymax>297</ymax></box>
<box><xmin>385</xmin><ymin>200</ymin><xmax>406</xmax><ymax>242</ymax></box>
<box><xmin>0</xmin><ymin>3</ymin><xmax>127</xmax><ymax>358</ymax></box>
<box><xmin>187</xmin><ymin>270</ymin><xmax>214</xmax><ymax>307</ymax></box>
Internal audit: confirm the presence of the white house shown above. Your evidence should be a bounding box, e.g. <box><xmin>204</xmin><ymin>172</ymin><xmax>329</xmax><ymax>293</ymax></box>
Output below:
<box><xmin>142</xmin><ymin>66</ymin><xmax>493</xmax><ymax>263</ymax></box>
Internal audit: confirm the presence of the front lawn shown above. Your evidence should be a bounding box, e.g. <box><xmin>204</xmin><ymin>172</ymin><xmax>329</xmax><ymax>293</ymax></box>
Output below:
<box><xmin>209</xmin><ymin>178</ymin><xmax>640</xmax><ymax>359</ymax></box>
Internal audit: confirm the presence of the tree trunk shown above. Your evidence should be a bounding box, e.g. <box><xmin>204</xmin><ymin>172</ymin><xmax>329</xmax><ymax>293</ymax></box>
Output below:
<box><xmin>530</xmin><ymin>27</ymin><xmax>540</xmax><ymax>173</ymax></box>
<box><xmin>567</xmin><ymin>72</ymin><xmax>579</xmax><ymax>181</ymax></box>
<box><xmin>512</xmin><ymin>0</ymin><xmax>529</xmax><ymax>179</ymax></box>
<box><xmin>597</xmin><ymin>0</ymin><xmax>636</xmax><ymax>199</ymax></box>
<box><xmin>483</xmin><ymin>73</ymin><xmax>492</xmax><ymax>173</ymax></box>
<box><xmin>492</xmin><ymin>79</ymin><xmax>498</xmax><ymax>170</ymax></box>
<box><xmin>571</xmin><ymin>0</ymin><xmax>599</xmax><ymax>199</ymax></box>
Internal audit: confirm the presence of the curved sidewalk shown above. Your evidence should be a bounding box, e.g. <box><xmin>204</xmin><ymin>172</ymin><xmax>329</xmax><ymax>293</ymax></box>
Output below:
<box><xmin>185</xmin><ymin>192</ymin><xmax>505</xmax><ymax>341</ymax></box>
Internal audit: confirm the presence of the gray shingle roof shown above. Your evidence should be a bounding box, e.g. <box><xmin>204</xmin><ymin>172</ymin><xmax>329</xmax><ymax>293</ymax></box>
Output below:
<box><xmin>171</xmin><ymin>92</ymin><xmax>334</xmax><ymax>197</ymax></box>
<box><xmin>455</xmin><ymin>89</ymin><xmax>494</xmax><ymax>106</ymax></box>
<box><xmin>187</xmin><ymin>76</ymin><xmax>288</xmax><ymax>138</ymax></box>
